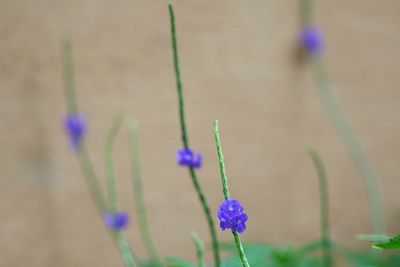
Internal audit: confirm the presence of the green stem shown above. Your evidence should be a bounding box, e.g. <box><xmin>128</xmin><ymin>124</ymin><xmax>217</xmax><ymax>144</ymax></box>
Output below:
<box><xmin>105</xmin><ymin>117</ymin><xmax>139</xmax><ymax>267</ymax></box>
<box><xmin>213</xmin><ymin>121</ymin><xmax>230</xmax><ymax>200</ymax></box>
<box><xmin>214</xmin><ymin>119</ymin><xmax>250</xmax><ymax>267</ymax></box>
<box><xmin>62</xmin><ymin>39</ymin><xmax>107</xmax><ymax>213</ymax></box>
<box><xmin>61</xmin><ymin>40</ymin><xmax>137</xmax><ymax>267</ymax></box>
<box><xmin>191</xmin><ymin>231</ymin><xmax>206</xmax><ymax>267</ymax></box>
<box><xmin>300</xmin><ymin>0</ymin><xmax>385</xmax><ymax>235</ymax></box>
<box><xmin>168</xmin><ymin>2</ymin><xmax>189</xmax><ymax>150</ymax></box>
<box><xmin>300</xmin><ymin>0</ymin><xmax>312</xmax><ymax>27</ymax></box>
<box><xmin>129</xmin><ymin>123</ymin><xmax>163</xmax><ymax>266</ymax></box>
<box><xmin>307</xmin><ymin>148</ymin><xmax>332</xmax><ymax>267</ymax></box>
<box><xmin>168</xmin><ymin>3</ymin><xmax>221</xmax><ymax>267</ymax></box>
<box><xmin>78</xmin><ymin>148</ymin><xmax>108</xmax><ymax>213</ymax></box>
<box><xmin>311</xmin><ymin>58</ymin><xmax>385</xmax><ymax>234</ymax></box>
<box><xmin>113</xmin><ymin>231</ymin><xmax>138</xmax><ymax>267</ymax></box>
<box><xmin>62</xmin><ymin>39</ymin><xmax>78</xmax><ymax>114</ymax></box>
<box><xmin>105</xmin><ymin>115</ymin><xmax>123</xmax><ymax>213</ymax></box>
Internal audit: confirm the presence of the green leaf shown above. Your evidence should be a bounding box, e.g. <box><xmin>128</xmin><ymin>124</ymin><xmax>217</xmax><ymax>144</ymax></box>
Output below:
<box><xmin>164</xmin><ymin>257</ymin><xmax>196</xmax><ymax>267</ymax></box>
<box><xmin>373</xmin><ymin>235</ymin><xmax>400</xmax><ymax>250</ymax></box>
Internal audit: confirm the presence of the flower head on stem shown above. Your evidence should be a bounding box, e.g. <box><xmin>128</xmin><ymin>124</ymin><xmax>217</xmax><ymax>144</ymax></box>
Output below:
<box><xmin>103</xmin><ymin>212</ymin><xmax>130</xmax><ymax>231</ymax></box>
<box><xmin>177</xmin><ymin>149</ymin><xmax>203</xmax><ymax>169</ymax></box>
<box><xmin>64</xmin><ymin>113</ymin><xmax>87</xmax><ymax>151</ymax></box>
<box><xmin>218</xmin><ymin>199</ymin><xmax>248</xmax><ymax>234</ymax></box>
<box><xmin>299</xmin><ymin>26</ymin><xmax>324</xmax><ymax>56</ymax></box>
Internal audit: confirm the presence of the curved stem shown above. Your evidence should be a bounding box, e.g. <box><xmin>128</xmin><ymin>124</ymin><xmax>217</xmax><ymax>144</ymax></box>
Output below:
<box><xmin>168</xmin><ymin>3</ymin><xmax>221</xmax><ymax>267</ymax></box>
<box><xmin>191</xmin><ymin>231</ymin><xmax>206</xmax><ymax>267</ymax></box>
<box><xmin>307</xmin><ymin>148</ymin><xmax>333</xmax><ymax>267</ymax></box>
<box><xmin>299</xmin><ymin>0</ymin><xmax>385</xmax><ymax>235</ymax></box>
<box><xmin>129</xmin><ymin>123</ymin><xmax>163</xmax><ymax>266</ymax></box>
<box><xmin>311</xmin><ymin>58</ymin><xmax>385</xmax><ymax>234</ymax></box>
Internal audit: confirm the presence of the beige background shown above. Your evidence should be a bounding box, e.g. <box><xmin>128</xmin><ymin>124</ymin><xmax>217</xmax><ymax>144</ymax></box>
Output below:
<box><xmin>1</xmin><ymin>1</ymin><xmax>400</xmax><ymax>266</ymax></box>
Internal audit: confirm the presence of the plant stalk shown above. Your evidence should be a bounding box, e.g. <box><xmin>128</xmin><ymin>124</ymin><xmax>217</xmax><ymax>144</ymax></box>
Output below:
<box><xmin>168</xmin><ymin>3</ymin><xmax>221</xmax><ymax>267</ymax></box>
<box><xmin>214</xmin><ymin>119</ymin><xmax>250</xmax><ymax>267</ymax></box>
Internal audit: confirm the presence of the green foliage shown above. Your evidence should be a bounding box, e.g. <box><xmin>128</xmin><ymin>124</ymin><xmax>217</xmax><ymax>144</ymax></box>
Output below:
<box><xmin>219</xmin><ymin>241</ymin><xmax>329</xmax><ymax>267</ymax></box>
<box><xmin>373</xmin><ymin>235</ymin><xmax>400</xmax><ymax>250</ymax></box>
<box><xmin>164</xmin><ymin>257</ymin><xmax>196</xmax><ymax>267</ymax></box>
<box><xmin>341</xmin><ymin>248</ymin><xmax>400</xmax><ymax>266</ymax></box>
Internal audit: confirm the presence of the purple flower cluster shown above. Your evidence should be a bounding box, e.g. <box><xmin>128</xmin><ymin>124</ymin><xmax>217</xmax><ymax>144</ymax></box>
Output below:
<box><xmin>103</xmin><ymin>212</ymin><xmax>129</xmax><ymax>231</ymax></box>
<box><xmin>177</xmin><ymin>149</ymin><xmax>203</xmax><ymax>169</ymax></box>
<box><xmin>299</xmin><ymin>26</ymin><xmax>324</xmax><ymax>56</ymax></box>
<box><xmin>218</xmin><ymin>199</ymin><xmax>248</xmax><ymax>234</ymax></box>
<box><xmin>64</xmin><ymin>114</ymin><xmax>87</xmax><ymax>151</ymax></box>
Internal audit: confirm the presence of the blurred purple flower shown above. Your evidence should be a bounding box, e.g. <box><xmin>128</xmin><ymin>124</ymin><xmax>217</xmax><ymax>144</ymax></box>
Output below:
<box><xmin>103</xmin><ymin>212</ymin><xmax>129</xmax><ymax>231</ymax></box>
<box><xmin>64</xmin><ymin>114</ymin><xmax>87</xmax><ymax>151</ymax></box>
<box><xmin>218</xmin><ymin>199</ymin><xmax>248</xmax><ymax>234</ymax></box>
<box><xmin>299</xmin><ymin>26</ymin><xmax>324</xmax><ymax>56</ymax></box>
<box><xmin>177</xmin><ymin>149</ymin><xmax>203</xmax><ymax>169</ymax></box>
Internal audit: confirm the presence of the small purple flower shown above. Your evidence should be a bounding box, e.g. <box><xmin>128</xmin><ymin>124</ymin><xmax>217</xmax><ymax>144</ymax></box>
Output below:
<box><xmin>218</xmin><ymin>199</ymin><xmax>248</xmax><ymax>234</ymax></box>
<box><xmin>64</xmin><ymin>114</ymin><xmax>87</xmax><ymax>151</ymax></box>
<box><xmin>177</xmin><ymin>149</ymin><xmax>203</xmax><ymax>169</ymax></box>
<box><xmin>103</xmin><ymin>212</ymin><xmax>129</xmax><ymax>231</ymax></box>
<box><xmin>299</xmin><ymin>26</ymin><xmax>324</xmax><ymax>56</ymax></box>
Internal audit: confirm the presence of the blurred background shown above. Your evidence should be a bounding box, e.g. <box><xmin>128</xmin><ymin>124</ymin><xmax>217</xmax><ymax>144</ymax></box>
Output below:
<box><xmin>1</xmin><ymin>0</ymin><xmax>400</xmax><ymax>266</ymax></box>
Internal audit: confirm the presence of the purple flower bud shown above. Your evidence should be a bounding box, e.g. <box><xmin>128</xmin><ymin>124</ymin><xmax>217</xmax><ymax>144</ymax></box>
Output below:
<box><xmin>103</xmin><ymin>212</ymin><xmax>129</xmax><ymax>231</ymax></box>
<box><xmin>299</xmin><ymin>26</ymin><xmax>324</xmax><ymax>56</ymax></box>
<box><xmin>64</xmin><ymin>114</ymin><xmax>87</xmax><ymax>151</ymax></box>
<box><xmin>218</xmin><ymin>199</ymin><xmax>248</xmax><ymax>234</ymax></box>
<box><xmin>177</xmin><ymin>149</ymin><xmax>203</xmax><ymax>169</ymax></box>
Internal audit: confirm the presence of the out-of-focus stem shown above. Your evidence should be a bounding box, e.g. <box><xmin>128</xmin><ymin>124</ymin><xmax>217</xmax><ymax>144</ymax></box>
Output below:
<box><xmin>129</xmin><ymin>123</ymin><xmax>163</xmax><ymax>266</ymax></box>
<box><xmin>300</xmin><ymin>0</ymin><xmax>385</xmax><ymax>235</ymax></box>
<box><xmin>300</xmin><ymin>0</ymin><xmax>312</xmax><ymax>27</ymax></box>
<box><xmin>113</xmin><ymin>231</ymin><xmax>138</xmax><ymax>267</ymax></box>
<box><xmin>62</xmin><ymin>40</ymin><xmax>137</xmax><ymax>267</ymax></box>
<box><xmin>62</xmin><ymin>39</ymin><xmax>107</xmax><ymax>213</ymax></box>
<box><xmin>191</xmin><ymin>231</ymin><xmax>206</xmax><ymax>267</ymax></box>
<box><xmin>307</xmin><ymin>148</ymin><xmax>333</xmax><ymax>267</ymax></box>
<box><xmin>77</xmin><ymin>147</ymin><xmax>108</xmax><ymax>213</ymax></box>
<box><xmin>168</xmin><ymin>3</ymin><xmax>221</xmax><ymax>267</ymax></box>
<box><xmin>105</xmin><ymin>115</ymin><xmax>123</xmax><ymax>213</ymax></box>
<box><xmin>310</xmin><ymin>58</ymin><xmax>385</xmax><ymax>234</ymax></box>
<box><xmin>62</xmin><ymin>39</ymin><xmax>78</xmax><ymax>114</ymax></box>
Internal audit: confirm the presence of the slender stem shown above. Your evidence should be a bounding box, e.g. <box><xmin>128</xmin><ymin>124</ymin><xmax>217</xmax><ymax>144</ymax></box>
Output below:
<box><xmin>168</xmin><ymin>2</ymin><xmax>189</xmax><ymax>150</ymax></box>
<box><xmin>214</xmin><ymin>119</ymin><xmax>250</xmax><ymax>267</ymax></box>
<box><xmin>129</xmin><ymin>123</ymin><xmax>163</xmax><ymax>266</ymax></box>
<box><xmin>232</xmin><ymin>232</ymin><xmax>250</xmax><ymax>267</ymax></box>
<box><xmin>62</xmin><ymin>39</ymin><xmax>107</xmax><ymax>213</ymax></box>
<box><xmin>104</xmin><ymin>117</ymin><xmax>139</xmax><ymax>267</ymax></box>
<box><xmin>300</xmin><ymin>0</ymin><xmax>385</xmax><ymax>235</ymax></box>
<box><xmin>191</xmin><ymin>231</ymin><xmax>206</xmax><ymax>267</ymax></box>
<box><xmin>168</xmin><ymin>3</ymin><xmax>221</xmax><ymax>267</ymax></box>
<box><xmin>300</xmin><ymin>0</ymin><xmax>312</xmax><ymax>27</ymax></box>
<box><xmin>310</xmin><ymin>58</ymin><xmax>385</xmax><ymax>234</ymax></box>
<box><xmin>213</xmin><ymin>120</ymin><xmax>230</xmax><ymax>200</ymax></box>
<box><xmin>188</xmin><ymin>167</ymin><xmax>220</xmax><ymax>267</ymax></box>
<box><xmin>62</xmin><ymin>39</ymin><xmax>78</xmax><ymax>114</ymax></box>
<box><xmin>307</xmin><ymin>148</ymin><xmax>332</xmax><ymax>267</ymax></box>
<box><xmin>61</xmin><ymin>40</ymin><xmax>137</xmax><ymax>267</ymax></box>
<box><xmin>113</xmin><ymin>231</ymin><xmax>138</xmax><ymax>267</ymax></box>
<box><xmin>105</xmin><ymin>115</ymin><xmax>123</xmax><ymax>213</ymax></box>
<box><xmin>78</xmin><ymin>147</ymin><xmax>108</xmax><ymax>213</ymax></box>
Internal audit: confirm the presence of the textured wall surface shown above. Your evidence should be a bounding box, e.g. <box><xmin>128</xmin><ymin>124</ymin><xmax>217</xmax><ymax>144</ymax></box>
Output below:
<box><xmin>1</xmin><ymin>1</ymin><xmax>400</xmax><ymax>266</ymax></box>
